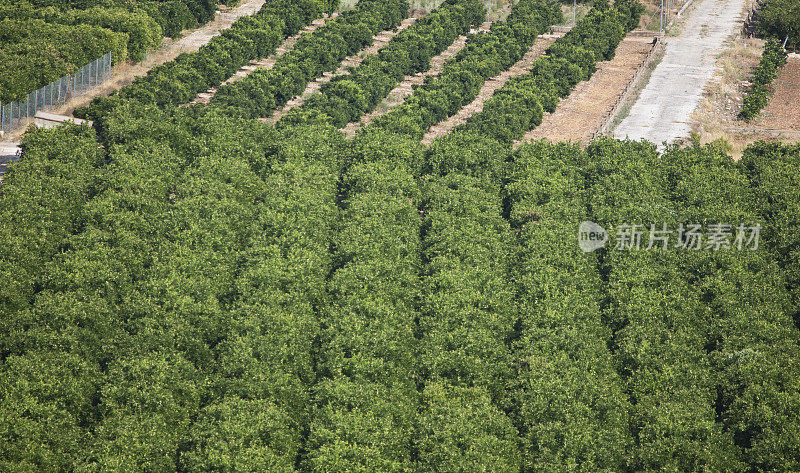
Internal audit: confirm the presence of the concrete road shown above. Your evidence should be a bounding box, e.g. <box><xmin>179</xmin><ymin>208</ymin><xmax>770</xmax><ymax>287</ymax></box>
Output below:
<box><xmin>614</xmin><ymin>0</ymin><xmax>748</xmax><ymax>145</ymax></box>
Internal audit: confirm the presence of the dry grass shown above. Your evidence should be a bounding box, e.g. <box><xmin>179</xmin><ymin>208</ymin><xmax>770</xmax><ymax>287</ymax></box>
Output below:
<box><xmin>692</xmin><ymin>36</ymin><xmax>767</xmax><ymax>159</ymax></box>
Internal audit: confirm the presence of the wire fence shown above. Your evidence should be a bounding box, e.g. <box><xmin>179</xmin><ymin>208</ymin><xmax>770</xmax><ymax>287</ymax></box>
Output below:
<box><xmin>0</xmin><ymin>51</ymin><xmax>113</xmax><ymax>135</ymax></box>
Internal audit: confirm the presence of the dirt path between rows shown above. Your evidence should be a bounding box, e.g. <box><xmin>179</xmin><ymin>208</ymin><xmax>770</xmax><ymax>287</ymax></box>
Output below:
<box><xmin>189</xmin><ymin>14</ymin><xmax>337</xmax><ymax>105</ymax></box>
<box><xmin>420</xmin><ymin>33</ymin><xmax>561</xmax><ymax>145</ymax></box>
<box><xmin>517</xmin><ymin>36</ymin><xmax>654</xmax><ymax>146</ymax></box>
<box><xmin>264</xmin><ymin>15</ymin><xmax>423</xmax><ymax>124</ymax></box>
<box><xmin>614</xmin><ymin>0</ymin><xmax>749</xmax><ymax>144</ymax></box>
<box><xmin>342</xmin><ymin>25</ymin><xmax>491</xmax><ymax>137</ymax></box>
<box><xmin>757</xmin><ymin>56</ymin><xmax>800</xmax><ymax>131</ymax></box>
<box><xmin>51</xmin><ymin>0</ymin><xmax>267</xmax><ymax>116</ymax></box>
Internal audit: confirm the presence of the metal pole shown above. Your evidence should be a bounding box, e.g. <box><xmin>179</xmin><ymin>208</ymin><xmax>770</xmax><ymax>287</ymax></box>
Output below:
<box><xmin>573</xmin><ymin>0</ymin><xmax>576</xmax><ymax>26</ymax></box>
<box><xmin>660</xmin><ymin>0</ymin><xmax>664</xmax><ymax>32</ymax></box>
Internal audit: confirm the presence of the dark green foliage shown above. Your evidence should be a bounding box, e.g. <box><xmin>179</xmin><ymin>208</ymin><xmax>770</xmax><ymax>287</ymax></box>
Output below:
<box><xmin>0</xmin><ymin>101</ymin><xmax>347</xmax><ymax>471</ymax></box>
<box><xmin>363</xmin><ymin>0</ymin><xmax>563</xmax><ymax>139</ymax></box>
<box><xmin>415</xmin><ymin>134</ymin><xmax>523</xmax><ymax>471</ymax></box>
<box><xmin>305</xmin><ymin>133</ymin><xmax>423</xmax><ymax>472</ymax></box>
<box><xmin>739</xmin><ymin>39</ymin><xmax>788</xmax><ymax>121</ymax></box>
<box><xmin>2</xmin><ymin>3</ymin><xmax>800</xmax><ymax>469</ymax></box>
<box><xmin>278</xmin><ymin>0</ymin><xmax>486</xmax><ymax>129</ymax></box>
<box><xmin>507</xmin><ymin>140</ymin><xmax>633</xmax><ymax>471</ymax></box>
<box><xmin>65</xmin><ymin>7</ymin><xmax>163</xmax><ymax>61</ymax></box>
<box><xmin>586</xmin><ymin>139</ymin><xmax>745</xmax><ymax>472</ymax></box>
<box><xmin>0</xmin><ymin>0</ymin><xmax>230</xmax><ymax>102</ymax></box>
<box><xmin>756</xmin><ymin>0</ymin><xmax>800</xmax><ymax>48</ymax></box>
<box><xmin>740</xmin><ymin>141</ymin><xmax>800</xmax><ymax>325</ymax></box>
<box><xmin>659</xmin><ymin>141</ymin><xmax>800</xmax><ymax>471</ymax></box>
<box><xmin>416</xmin><ymin>383</ymin><xmax>521</xmax><ymax>472</ymax></box>
<box><xmin>209</xmin><ymin>0</ymin><xmax>410</xmax><ymax>119</ymax></box>
<box><xmin>0</xmin><ymin>125</ymin><xmax>103</xmax><ymax>341</ymax></box>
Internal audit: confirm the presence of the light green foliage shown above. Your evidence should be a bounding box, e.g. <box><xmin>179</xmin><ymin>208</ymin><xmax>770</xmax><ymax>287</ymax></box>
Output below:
<box><xmin>209</xmin><ymin>0</ymin><xmax>411</xmax><ymax>119</ymax></box>
<box><xmin>365</xmin><ymin>0</ymin><xmax>563</xmax><ymax>139</ymax></box>
<box><xmin>279</xmin><ymin>0</ymin><xmax>486</xmax><ymax>129</ymax></box>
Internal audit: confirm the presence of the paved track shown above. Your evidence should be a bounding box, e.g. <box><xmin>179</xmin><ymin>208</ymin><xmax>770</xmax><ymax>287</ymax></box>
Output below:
<box><xmin>614</xmin><ymin>0</ymin><xmax>748</xmax><ymax>145</ymax></box>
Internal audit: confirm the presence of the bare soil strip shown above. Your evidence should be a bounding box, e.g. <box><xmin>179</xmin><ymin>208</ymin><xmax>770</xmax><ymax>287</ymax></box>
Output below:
<box><xmin>51</xmin><ymin>0</ymin><xmax>268</xmax><ymax>116</ymax></box>
<box><xmin>263</xmin><ymin>15</ymin><xmax>423</xmax><ymax>124</ymax></box>
<box><xmin>189</xmin><ymin>14</ymin><xmax>337</xmax><ymax>105</ymax></box>
<box><xmin>517</xmin><ymin>36</ymin><xmax>654</xmax><ymax>146</ymax></box>
<box><xmin>757</xmin><ymin>56</ymin><xmax>800</xmax><ymax>131</ymax></box>
<box><xmin>420</xmin><ymin>33</ymin><xmax>561</xmax><ymax>146</ymax></box>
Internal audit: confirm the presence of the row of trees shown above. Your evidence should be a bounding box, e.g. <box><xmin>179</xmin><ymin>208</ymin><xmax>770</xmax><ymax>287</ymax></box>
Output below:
<box><xmin>570</xmin><ymin>138</ymin><xmax>800</xmax><ymax>470</ymax></box>
<box><xmin>276</xmin><ymin>0</ymin><xmax>487</xmax><ymax>129</ymax></box>
<box><xmin>4</xmin><ymin>115</ymin><xmax>800</xmax><ymax>473</ymax></box>
<box><xmin>416</xmin><ymin>133</ymin><xmax>522</xmax><ymax>471</ymax></box>
<box><xmin>207</xmin><ymin>0</ymin><xmax>410</xmax><ymax>119</ymax></box>
<box><xmin>6</xmin><ymin>0</ymin><xmax>221</xmax><ymax>37</ymax></box>
<box><xmin>505</xmin><ymin>140</ymin><xmax>634</xmax><ymax>470</ymax></box>
<box><xmin>5</xmin><ymin>0</ymin><xmax>800</xmax><ymax>469</ymax></box>
<box><xmin>459</xmin><ymin>0</ymin><xmax>642</xmax><ymax>144</ymax></box>
<box><xmin>739</xmin><ymin>39</ymin><xmax>788</xmax><ymax>120</ymax></box>
<box><xmin>585</xmin><ymin>139</ymin><xmax>744</xmax><ymax>471</ymax></box>
<box><xmin>0</xmin><ymin>126</ymin><xmax>103</xmax><ymax>348</ymax></box>
<box><xmin>362</xmin><ymin>0</ymin><xmax>564</xmax><ymax>140</ymax></box>
<box><xmin>76</xmin><ymin>0</ymin><xmax>337</xmax><ymax>125</ymax></box>
<box><xmin>0</xmin><ymin>0</ymin><xmax>224</xmax><ymax>102</ymax></box>
<box><xmin>659</xmin><ymin>141</ymin><xmax>800</xmax><ymax>470</ymax></box>
<box><xmin>0</xmin><ymin>101</ymin><xmax>351</xmax><ymax>471</ymax></box>
<box><xmin>740</xmin><ymin>142</ymin><xmax>800</xmax><ymax>327</ymax></box>
<box><xmin>0</xmin><ymin>18</ymin><xmax>128</xmax><ymax>103</ymax></box>
<box><xmin>303</xmin><ymin>132</ymin><xmax>424</xmax><ymax>471</ymax></box>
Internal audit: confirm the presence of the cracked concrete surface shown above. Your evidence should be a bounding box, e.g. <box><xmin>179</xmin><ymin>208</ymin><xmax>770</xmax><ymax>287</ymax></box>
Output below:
<box><xmin>614</xmin><ymin>0</ymin><xmax>748</xmax><ymax>145</ymax></box>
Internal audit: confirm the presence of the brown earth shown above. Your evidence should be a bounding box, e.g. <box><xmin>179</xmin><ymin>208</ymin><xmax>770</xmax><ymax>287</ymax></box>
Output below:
<box><xmin>758</xmin><ymin>55</ymin><xmax>800</xmax><ymax>131</ymax></box>
<box><xmin>693</xmin><ymin>33</ymin><xmax>800</xmax><ymax>159</ymax></box>
<box><xmin>518</xmin><ymin>36</ymin><xmax>654</xmax><ymax>146</ymax></box>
